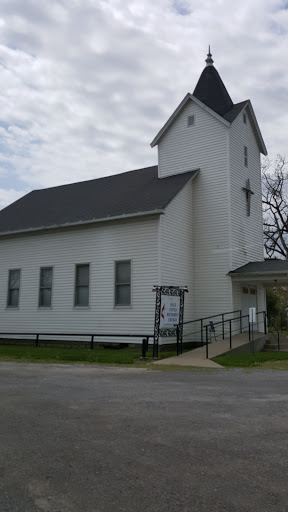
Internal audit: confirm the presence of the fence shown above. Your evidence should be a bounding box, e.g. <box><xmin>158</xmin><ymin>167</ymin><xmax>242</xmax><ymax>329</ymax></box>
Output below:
<box><xmin>0</xmin><ymin>332</ymin><xmax>153</xmax><ymax>353</ymax></box>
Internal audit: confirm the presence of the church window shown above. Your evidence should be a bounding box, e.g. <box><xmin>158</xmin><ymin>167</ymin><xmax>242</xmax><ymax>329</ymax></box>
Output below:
<box><xmin>243</xmin><ymin>113</ymin><xmax>247</xmax><ymax>124</ymax></box>
<box><xmin>7</xmin><ymin>269</ymin><xmax>21</xmax><ymax>307</ymax></box>
<box><xmin>75</xmin><ymin>264</ymin><xmax>90</xmax><ymax>307</ymax></box>
<box><xmin>39</xmin><ymin>267</ymin><xmax>53</xmax><ymax>307</ymax></box>
<box><xmin>115</xmin><ymin>260</ymin><xmax>131</xmax><ymax>306</ymax></box>
<box><xmin>244</xmin><ymin>146</ymin><xmax>248</xmax><ymax>167</ymax></box>
<box><xmin>187</xmin><ymin>115</ymin><xmax>195</xmax><ymax>127</ymax></box>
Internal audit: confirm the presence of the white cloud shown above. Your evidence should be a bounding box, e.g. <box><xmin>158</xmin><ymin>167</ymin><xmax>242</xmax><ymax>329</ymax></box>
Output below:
<box><xmin>0</xmin><ymin>187</ymin><xmax>27</xmax><ymax>210</ymax></box>
<box><xmin>0</xmin><ymin>0</ymin><xmax>287</xmax><ymax>207</ymax></box>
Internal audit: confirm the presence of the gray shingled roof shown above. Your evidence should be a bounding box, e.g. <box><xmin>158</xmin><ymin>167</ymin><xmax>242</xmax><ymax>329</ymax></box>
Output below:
<box><xmin>193</xmin><ymin>65</ymin><xmax>233</xmax><ymax>116</ymax></box>
<box><xmin>223</xmin><ymin>100</ymin><xmax>249</xmax><ymax>123</ymax></box>
<box><xmin>0</xmin><ymin>166</ymin><xmax>198</xmax><ymax>236</ymax></box>
<box><xmin>193</xmin><ymin>66</ymin><xmax>249</xmax><ymax>124</ymax></box>
<box><xmin>229</xmin><ymin>260</ymin><xmax>288</xmax><ymax>274</ymax></box>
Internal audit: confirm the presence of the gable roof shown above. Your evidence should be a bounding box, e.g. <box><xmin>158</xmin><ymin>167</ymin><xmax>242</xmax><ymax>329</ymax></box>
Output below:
<box><xmin>150</xmin><ymin>93</ymin><xmax>230</xmax><ymax>148</ymax></box>
<box><xmin>0</xmin><ymin>166</ymin><xmax>198</xmax><ymax>236</ymax></box>
<box><xmin>151</xmin><ymin>61</ymin><xmax>267</xmax><ymax>156</ymax></box>
<box><xmin>193</xmin><ymin>64</ymin><xmax>233</xmax><ymax>116</ymax></box>
<box><xmin>223</xmin><ymin>100</ymin><xmax>248</xmax><ymax>123</ymax></box>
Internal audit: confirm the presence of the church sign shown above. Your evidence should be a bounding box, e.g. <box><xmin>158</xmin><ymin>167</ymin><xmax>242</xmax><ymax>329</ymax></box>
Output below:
<box><xmin>159</xmin><ymin>295</ymin><xmax>180</xmax><ymax>328</ymax></box>
<box><xmin>153</xmin><ymin>286</ymin><xmax>188</xmax><ymax>358</ymax></box>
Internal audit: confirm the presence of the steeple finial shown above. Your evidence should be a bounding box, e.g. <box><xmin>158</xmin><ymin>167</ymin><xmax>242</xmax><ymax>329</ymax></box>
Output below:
<box><xmin>205</xmin><ymin>45</ymin><xmax>214</xmax><ymax>66</ymax></box>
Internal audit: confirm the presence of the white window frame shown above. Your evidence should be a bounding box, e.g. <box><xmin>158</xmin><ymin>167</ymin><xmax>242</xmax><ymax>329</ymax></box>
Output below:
<box><xmin>7</xmin><ymin>268</ymin><xmax>21</xmax><ymax>308</ymax></box>
<box><xmin>74</xmin><ymin>263</ymin><xmax>90</xmax><ymax>308</ymax></box>
<box><xmin>114</xmin><ymin>260</ymin><xmax>132</xmax><ymax>307</ymax></box>
<box><xmin>38</xmin><ymin>266</ymin><xmax>53</xmax><ymax>308</ymax></box>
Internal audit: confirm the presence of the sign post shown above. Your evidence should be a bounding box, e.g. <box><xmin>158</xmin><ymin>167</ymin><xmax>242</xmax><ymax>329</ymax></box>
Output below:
<box><xmin>153</xmin><ymin>286</ymin><xmax>188</xmax><ymax>358</ymax></box>
<box><xmin>249</xmin><ymin>307</ymin><xmax>256</xmax><ymax>354</ymax></box>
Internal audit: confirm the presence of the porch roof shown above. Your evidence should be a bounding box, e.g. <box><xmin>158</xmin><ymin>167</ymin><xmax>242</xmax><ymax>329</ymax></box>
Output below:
<box><xmin>229</xmin><ymin>260</ymin><xmax>288</xmax><ymax>285</ymax></box>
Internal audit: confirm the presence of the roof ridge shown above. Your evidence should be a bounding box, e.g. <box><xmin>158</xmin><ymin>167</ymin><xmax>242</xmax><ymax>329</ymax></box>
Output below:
<box><xmin>0</xmin><ymin>167</ymin><xmax>199</xmax><ymax>236</ymax></box>
<box><xmin>32</xmin><ymin>165</ymin><xmax>158</xmax><ymax>193</ymax></box>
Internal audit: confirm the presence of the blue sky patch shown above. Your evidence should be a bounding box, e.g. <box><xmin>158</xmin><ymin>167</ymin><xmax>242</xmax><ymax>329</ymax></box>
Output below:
<box><xmin>268</xmin><ymin>20</ymin><xmax>287</xmax><ymax>35</ymax></box>
<box><xmin>172</xmin><ymin>0</ymin><xmax>191</xmax><ymax>16</ymax></box>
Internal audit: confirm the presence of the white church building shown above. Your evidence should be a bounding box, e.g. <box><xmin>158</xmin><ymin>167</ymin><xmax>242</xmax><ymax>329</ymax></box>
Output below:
<box><xmin>0</xmin><ymin>50</ymin><xmax>287</xmax><ymax>343</ymax></box>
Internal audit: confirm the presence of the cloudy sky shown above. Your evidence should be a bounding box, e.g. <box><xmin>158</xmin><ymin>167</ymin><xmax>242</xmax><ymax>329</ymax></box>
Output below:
<box><xmin>0</xmin><ymin>0</ymin><xmax>287</xmax><ymax>208</ymax></box>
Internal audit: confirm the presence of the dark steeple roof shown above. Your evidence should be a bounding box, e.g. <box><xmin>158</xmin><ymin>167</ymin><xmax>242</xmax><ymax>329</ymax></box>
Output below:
<box><xmin>193</xmin><ymin>48</ymin><xmax>234</xmax><ymax>116</ymax></box>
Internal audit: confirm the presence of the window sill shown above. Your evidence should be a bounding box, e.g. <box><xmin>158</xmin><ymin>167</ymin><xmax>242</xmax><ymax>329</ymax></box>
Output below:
<box><xmin>114</xmin><ymin>305</ymin><xmax>132</xmax><ymax>310</ymax></box>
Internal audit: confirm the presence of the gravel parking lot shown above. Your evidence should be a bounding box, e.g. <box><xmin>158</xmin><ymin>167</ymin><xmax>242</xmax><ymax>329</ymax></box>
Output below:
<box><xmin>0</xmin><ymin>363</ymin><xmax>287</xmax><ymax>512</ymax></box>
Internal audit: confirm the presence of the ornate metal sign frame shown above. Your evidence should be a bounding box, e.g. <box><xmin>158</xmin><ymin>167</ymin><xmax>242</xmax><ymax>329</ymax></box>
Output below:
<box><xmin>153</xmin><ymin>286</ymin><xmax>187</xmax><ymax>358</ymax></box>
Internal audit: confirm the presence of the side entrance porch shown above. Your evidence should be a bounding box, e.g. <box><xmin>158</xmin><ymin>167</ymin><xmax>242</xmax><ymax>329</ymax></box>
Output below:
<box><xmin>230</xmin><ymin>259</ymin><xmax>288</xmax><ymax>334</ymax></box>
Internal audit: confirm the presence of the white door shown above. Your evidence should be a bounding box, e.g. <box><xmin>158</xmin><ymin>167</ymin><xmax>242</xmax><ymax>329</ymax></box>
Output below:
<box><xmin>241</xmin><ymin>287</ymin><xmax>257</xmax><ymax>331</ymax></box>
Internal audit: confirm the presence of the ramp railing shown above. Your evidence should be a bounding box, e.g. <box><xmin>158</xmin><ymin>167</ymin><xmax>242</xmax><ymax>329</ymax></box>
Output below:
<box><xmin>177</xmin><ymin>310</ymin><xmax>270</xmax><ymax>358</ymax></box>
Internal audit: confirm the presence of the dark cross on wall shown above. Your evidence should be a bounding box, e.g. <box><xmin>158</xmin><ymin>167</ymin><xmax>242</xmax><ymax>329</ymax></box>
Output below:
<box><xmin>242</xmin><ymin>178</ymin><xmax>254</xmax><ymax>217</ymax></box>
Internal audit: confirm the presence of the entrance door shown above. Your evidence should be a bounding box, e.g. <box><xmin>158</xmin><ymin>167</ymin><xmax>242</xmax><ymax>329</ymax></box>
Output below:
<box><xmin>241</xmin><ymin>287</ymin><xmax>257</xmax><ymax>331</ymax></box>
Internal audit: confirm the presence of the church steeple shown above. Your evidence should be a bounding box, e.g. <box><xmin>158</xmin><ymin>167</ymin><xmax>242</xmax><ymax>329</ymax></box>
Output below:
<box><xmin>193</xmin><ymin>49</ymin><xmax>233</xmax><ymax>116</ymax></box>
<box><xmin>205</xmin><ymin>45</ymin><xmax>214</xmax><ymax>66</ymax></box>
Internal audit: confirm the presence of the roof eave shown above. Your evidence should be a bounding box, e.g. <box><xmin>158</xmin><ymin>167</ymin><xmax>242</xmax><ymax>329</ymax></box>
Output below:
<box><xmin>229</xmin><ymin>270</ymin><xmax>288</xmax><ymax>277</ymax></box>
<box><xmin>150</xmin><ymin>93</ymin><xmax>230</xmax><ymax>148</ymax></box>
<box><xmin>245</xmin><ymin>100</ymin><xmax>267</xmax><ymax>156</ymax></box>
<box><xmin>0</xmin><ymin>209</ymin><xmax>165</xmax><ymax>238</ymax></box>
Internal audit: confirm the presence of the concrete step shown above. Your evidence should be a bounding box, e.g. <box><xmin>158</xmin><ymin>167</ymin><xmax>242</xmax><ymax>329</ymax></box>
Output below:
<box><xmin>268</xmin><ymin>333</ymin><xmax>288</xmax><ymax>342</ymax></box>
<box><xmin>263</xmin><ymin>343</ymin><xmax>288</xmax><ymax>352</ymax></box>
<box><xmin>265</xmin><ymin>341</ymin><xmax>288</xmax><ymax>346</ymax></box>
<box><xmin>263</xmin><ymin>347</ymin><xmax>288</xmax><ymax>352</ymax></box>
<box><xmin>265</xmin><ymin>338</ymin><xmax>288</xmax><ymax>344</ymax></box>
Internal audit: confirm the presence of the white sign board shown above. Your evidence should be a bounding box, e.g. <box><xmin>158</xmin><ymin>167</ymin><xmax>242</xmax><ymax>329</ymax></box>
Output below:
<box><xmin>249</xmin><ymin>307</ymin><xmax>256</xmax><ymax>323</ymax></box>
<box><xmin>159</xmin><ymin>295</ymin><xmax>180</xmax><ymax>328</ymax></box>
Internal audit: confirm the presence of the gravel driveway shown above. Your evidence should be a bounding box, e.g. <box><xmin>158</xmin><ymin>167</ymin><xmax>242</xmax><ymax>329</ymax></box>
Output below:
<box><xmin>0</xmin><ymin>363</ymin><xmax>287</xmax><ymax>512</ymax></box>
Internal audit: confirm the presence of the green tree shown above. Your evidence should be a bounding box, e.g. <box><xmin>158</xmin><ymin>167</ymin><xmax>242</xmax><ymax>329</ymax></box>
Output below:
<box><xmin>266</xmin><ymin>286</ymin><xmax>288</xmax><ymax>329</ymax></box>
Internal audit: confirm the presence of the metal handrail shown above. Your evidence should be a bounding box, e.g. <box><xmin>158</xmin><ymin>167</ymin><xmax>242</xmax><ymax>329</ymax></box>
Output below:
<box><xmin>182</xmin><ymin>309</ymin><xmax>242</xmax><ymax>347</ymax></box>
<box><xmin>203</xmin><ymin>311</ymin><xmax>268</xmax><ymax>359</ymax></box>
<box><xmin>183</xmin><ymin>309</ymin><xmax>241</xmax><ymax>325</ymax></box>
<box><xmin>204</xmin><ymin>314</ymin><xmax>248</xmax><ymax>329</ymax></box>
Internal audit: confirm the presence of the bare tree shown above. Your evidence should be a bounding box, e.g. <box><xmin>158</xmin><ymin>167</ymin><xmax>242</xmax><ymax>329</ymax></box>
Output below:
<box><xmin>262</xmin><ymin>155</ymin><xmax>288</xmax><ymax>259</ymax></box>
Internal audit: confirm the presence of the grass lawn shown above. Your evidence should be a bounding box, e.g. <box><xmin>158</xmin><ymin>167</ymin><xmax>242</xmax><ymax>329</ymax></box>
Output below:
<box><xmin>0</xmin><ymin>345</ymin><xmax>179</xmax><ymax>366</ymax></box>
<box><xmin>213</xmin><ymin>351</ymin><xmax>288</xmax><ymax>369</ymax></box>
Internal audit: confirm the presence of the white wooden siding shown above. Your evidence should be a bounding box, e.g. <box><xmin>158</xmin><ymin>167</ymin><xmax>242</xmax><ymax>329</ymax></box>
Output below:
<box><xmin>232</xmin><ymin>281</ymin><xmax>266</xmax><ymax>333</ymax></box>
<box><xmin>229</xmin><ymin>108</ymin><xmax>264</xmax><ymax>270</ymax></box>
<box><xmin>158</xmin><ymin>98</ymin><xmax>234</xmax><ymax>320</ymax></box>
<box><xmin>0</xmin><ymin>216</ymin><xmax>159</xmax><ymax>340</ymax></box>
<box><xmin>160</xmin><ymin>181</ymin><xmax>194</xmax><ymax>327</ymax></box>
<box><xmin>158</xmin><ymin>100</ymin><xmax>227</xmax><ymax>178</ymax></box>
<box><xmin>190</xmin><ymin>111</ymin><xmax>233</xmax><ymax>318</ymax></box>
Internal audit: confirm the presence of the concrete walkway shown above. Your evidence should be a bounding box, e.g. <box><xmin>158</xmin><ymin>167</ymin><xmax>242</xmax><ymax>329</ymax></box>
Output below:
<box><xmin>154</xmin><ymin>332</ymin><xmax>266</xmax><ymax>368</ymax></box>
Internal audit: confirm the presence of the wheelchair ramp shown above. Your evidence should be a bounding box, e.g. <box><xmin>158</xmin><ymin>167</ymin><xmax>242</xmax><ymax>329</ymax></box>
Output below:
<box><xmin>154</xmin><ymin>332</ymin><xmax>266</xmax><ymax>368</ymax></box>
